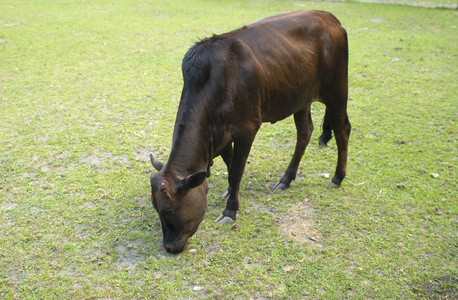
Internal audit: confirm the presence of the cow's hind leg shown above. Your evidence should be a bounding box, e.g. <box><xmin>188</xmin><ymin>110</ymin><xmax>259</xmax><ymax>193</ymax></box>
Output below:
<box><xmin>324</xmin><ymin>104</ymin><xmax>351</xmax><ymax>188</ymax></box>
<box><xmin>320</xmin><ymin>38</ymin><xmax>351</xmax><ymax>188</ymax></box>
<box><xmin>274</xmin><ymin>107</ymin><xmax>313</xmax><ymax>190</ymax></box>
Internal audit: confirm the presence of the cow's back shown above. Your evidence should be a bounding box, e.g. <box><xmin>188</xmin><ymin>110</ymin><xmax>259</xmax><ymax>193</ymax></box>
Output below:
<box><xmin>222</xmin><ymin>10</ymin><xmax>348</xmax><ymax>122</ymax></box>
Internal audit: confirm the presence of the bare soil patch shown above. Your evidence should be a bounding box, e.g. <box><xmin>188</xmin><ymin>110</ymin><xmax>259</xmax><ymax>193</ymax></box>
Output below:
<box><xmin>0</xmin><ymin>202</ymin><xmax>18</xmax><ymax>211</ymax></box>
<box><xmin>413</xmin><ymin>275</ymin><xmax>458</xmax><ymax>299</ymax></box>
<box><xmin>114</xmin><ymin>238</ymin><xmax>146</xmax><ymax>268</ymax></box>
<box><xmin>132</xmin><ymin>147</ymin><xmax>151</xmax><ymax>162</ymax></box>
<box><xmin>278</xmin><ymin>200</ymin><xmax>323</xmax><ymax>247</ymax></box>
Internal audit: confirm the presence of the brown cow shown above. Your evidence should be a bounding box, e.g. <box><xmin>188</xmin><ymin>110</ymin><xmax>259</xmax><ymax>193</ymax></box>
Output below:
<box><xmin>150</xmin><ymin>10</ymin><xmax>351</xmax><ymax>253</ymax></box>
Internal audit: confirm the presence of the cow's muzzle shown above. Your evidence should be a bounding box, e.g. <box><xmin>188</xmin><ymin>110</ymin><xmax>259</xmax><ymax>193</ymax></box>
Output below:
<box><xmin>163</xmin><ymin>240</ymin><xmax>187</xmax><ymax>254</ymax></box>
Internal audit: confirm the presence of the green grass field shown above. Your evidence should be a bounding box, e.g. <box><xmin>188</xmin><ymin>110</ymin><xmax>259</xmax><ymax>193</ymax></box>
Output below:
<box><xmin>1</xmin><ymin>0</ymin><xmax>456</xmax><ymax>298</ymax></box>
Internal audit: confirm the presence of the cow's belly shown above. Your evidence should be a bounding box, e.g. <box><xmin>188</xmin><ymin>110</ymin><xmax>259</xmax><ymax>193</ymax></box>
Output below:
<box><xmin>260</xmin><ymin>88</ymin><xmax>318</xmax><ymax>123</ymax></box>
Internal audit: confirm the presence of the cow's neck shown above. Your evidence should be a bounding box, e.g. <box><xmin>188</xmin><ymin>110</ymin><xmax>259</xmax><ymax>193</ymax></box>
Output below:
<box><xmin>164</xmin><ymin>113</ymin><xmax>212</xmax><ymax>178</ymax></box>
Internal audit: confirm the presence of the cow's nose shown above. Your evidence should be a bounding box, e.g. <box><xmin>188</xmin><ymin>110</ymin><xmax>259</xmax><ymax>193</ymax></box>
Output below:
<box><xmin>163</xmin><ymin>243</ymin><xmax>183</xmax><ymax>254</ymax></box>
<box><xmin>164</xmin><ymin>244</ymin><xmax>173</xmax><ymax>253</ymax></box>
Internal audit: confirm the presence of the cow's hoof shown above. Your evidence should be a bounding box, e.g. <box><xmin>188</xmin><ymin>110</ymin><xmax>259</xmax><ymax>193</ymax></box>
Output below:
<box><xmin>222</xmin><ymin>190</ymin><xmax>230</xmax><ymax>199</ymax></box>
<box><xmin>273</xmin><ymin>182</ymin><xmax>289</xmax><ymax>191</ymax></box>
<box><xmin>325</xmin><ymin>181</ymin><xmax>340</xmax><ymax>188</ymax></box>
<box><xmin>215</xmin><ymin>214</ymin><xmax>235</xmax><ymax>225</ymax></box>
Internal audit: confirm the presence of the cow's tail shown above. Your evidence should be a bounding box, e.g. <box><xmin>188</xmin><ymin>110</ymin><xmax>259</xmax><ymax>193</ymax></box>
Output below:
<box><xmin>318</xmin><ymin>109</ymin><xmax>332</xmax><ymax>148</ymax></box>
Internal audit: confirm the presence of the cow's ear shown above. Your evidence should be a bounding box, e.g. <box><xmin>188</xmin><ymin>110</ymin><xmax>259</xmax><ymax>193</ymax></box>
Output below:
<box><xmin>149</xmin><ymin>153</ymin><xmax>164</xmax><ymax>171</ymax></box>
<box><xmin>177</xmin><ymin>171</ymin><xmax>207</xmax><ymax>193</ymax></box>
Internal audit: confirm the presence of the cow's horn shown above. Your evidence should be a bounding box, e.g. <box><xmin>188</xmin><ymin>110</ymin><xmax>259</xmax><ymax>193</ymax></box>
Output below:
<box><xmin>149</xmin><ymin>153</ymin><xmax>164</xmax><ymax>171</ymax></box>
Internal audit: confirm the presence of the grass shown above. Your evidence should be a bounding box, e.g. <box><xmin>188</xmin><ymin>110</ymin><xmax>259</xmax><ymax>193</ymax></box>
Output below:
<box><xmin>1</xmin><ymin>0</ymin><xmax>457</xmax><ymax>298</ymax></box>
<box><xmin>351</xmin><ymin>0</ymin><xmax>457</xmax><ymax>7</ymax></box>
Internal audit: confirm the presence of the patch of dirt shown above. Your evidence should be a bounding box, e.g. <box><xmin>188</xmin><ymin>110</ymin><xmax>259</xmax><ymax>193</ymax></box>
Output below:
<box><xmin>113</xmin><ymin>239</ymin><xmax>146</xmax><ymax>268</ymax></box>
<box><xmin>249</xmin><ymin>199</ymin><xmax>323</xmax><ymax>247</ymax></box>
<box><xmin>2</xmin><ymin>23</ymin><xmax>21</xmax><ymax>27</ymax></box>
<box><xmin>278</xmin><ymin>200</ymin><xmax>323</xmax><ymax>247</ymax></box>
<box><xmin>79</xmin><ymin>150</ymin><xmax>128</xmax><ymax>171</ymax></box>
<box><xmin>80</xmin><ymin>201</ymin><xmax>96</xmax><ymax>208</ymax></box>
<box><xmin>132</xmin><ymin>147</ymin><xmax>151</xmax><ymax>162</ymax></box>
<box><xmin>0</xmin><ymin>202</ymin><xmax>18</xmax><ymax>211</ymax></box>
<box><xmin>79</xmin><ymin>155</ymin><xmax>104</xmax><ymax>167</ymax></box>
<box><xmin>413</xmin><ymin>275</ymin><xmax>458</xmax><ymax>299</ymax></box>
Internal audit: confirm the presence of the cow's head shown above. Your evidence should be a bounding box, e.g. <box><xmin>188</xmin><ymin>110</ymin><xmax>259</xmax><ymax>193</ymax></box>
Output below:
<box><xmin>149</xmin><ymin>154</ymin><xmax>208</xmax><ymax>253</ymax></box>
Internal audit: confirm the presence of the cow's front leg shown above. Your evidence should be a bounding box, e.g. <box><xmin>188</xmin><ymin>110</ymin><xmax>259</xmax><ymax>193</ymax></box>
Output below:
<box><xmin>216</xmin><ymin>132</ymin><xmax>256</xmax><ymax>225</ymax></box>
